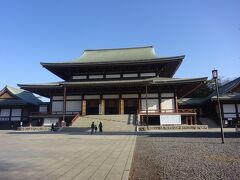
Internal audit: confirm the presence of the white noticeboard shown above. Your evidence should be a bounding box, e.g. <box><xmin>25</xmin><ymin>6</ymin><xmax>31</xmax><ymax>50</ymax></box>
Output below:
<box><xmin>160</xmin><ymin>115</ymin><xmax>181</xmax><ymax>125</ymax></box>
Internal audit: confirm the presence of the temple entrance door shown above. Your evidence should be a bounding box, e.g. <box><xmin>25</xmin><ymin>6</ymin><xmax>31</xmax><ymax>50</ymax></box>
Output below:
<box><xmin>105</xmin><ymin>99</ymin><xmax>119</xmax><ymax>114</ymax></box>
<box><xmin>86</xmin><ymin>100</ymin><xmax>100</xmax><ymax>115</ymax></box>
<box><xmin>124</xmin><ymin>99</ymin><xmax>138</xmax><ymax>114</ymax></box>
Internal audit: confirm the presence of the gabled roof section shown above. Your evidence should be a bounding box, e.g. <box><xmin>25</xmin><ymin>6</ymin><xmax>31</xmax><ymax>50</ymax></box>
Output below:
<box><xmin>206</xmin><ymin>77</ymin><xmax>240</xmax><ymax>101</ymax></box>
<box><xmin>0</xmin><ymin>85</ymin><xmax>42</xmax><ymax>105</ymax></box>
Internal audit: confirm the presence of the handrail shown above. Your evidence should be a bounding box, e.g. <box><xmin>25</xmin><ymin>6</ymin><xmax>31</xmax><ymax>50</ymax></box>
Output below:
<box><xmin>71</xmin><ymin>113</ymin><xmax>81</xmax><ymax>126</ymax></box>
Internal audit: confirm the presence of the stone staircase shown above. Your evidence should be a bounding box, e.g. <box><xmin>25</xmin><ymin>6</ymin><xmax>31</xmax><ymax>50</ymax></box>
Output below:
<box><xmin>61</xmin><ymin>114</ymin><xmax>137</xmax><ymax>132</ymax></box>
<box><xmin>198</xmin><ymin>117</ymin><xmax>219</xmax><ymax>128</ymax></box>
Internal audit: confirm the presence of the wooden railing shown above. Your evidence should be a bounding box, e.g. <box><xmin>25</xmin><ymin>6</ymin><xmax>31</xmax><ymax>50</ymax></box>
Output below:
<box><xmin>138</xmin><ymin>108</ymin><xmax>198</xmax><ymax>126</ymax></box>
<box><xmin>30</xmin><ymin>111</ymin><xmax>81</xmax><ymax>117</ymax></box>
<box><xmin>138</xmin><ymin>109</ymin><xmax>196</xmax><ymax>114</ymax></box>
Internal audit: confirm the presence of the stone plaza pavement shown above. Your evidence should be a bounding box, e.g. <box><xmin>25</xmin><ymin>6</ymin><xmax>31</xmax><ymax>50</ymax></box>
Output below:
<box><xmin>0</xmin><ymin>131</ymin><xmax>136</xmax><ymax>180</ymax></box>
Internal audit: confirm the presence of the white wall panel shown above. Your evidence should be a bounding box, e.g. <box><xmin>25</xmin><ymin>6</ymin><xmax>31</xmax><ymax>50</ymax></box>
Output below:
<box><xmin>106</xmin><ymin>74</ymin><xmax>121</xmax><ymax>78</ymax></box>
<box><xmin>224</xmin><ymin>114</ymin><xmax>236</xmax><ymax>118</ymax></box>
<box><xmin>141</xmin><ymin>93</ymin><xmax>158</xmax><ymax>98</ymax></box>
<box><xmin>141</xmin><ymin>99</ymin><xmax>159</xmax><ymax>112</ymax></box>
<box><xmin>140</xmin><ymin>72</ymin><xmax>156</xmax><ymax>77</ymax></box>
<box><xmin>11</xmin><ymin>117</ymin><xmax>21</xmax><ymax>121</ymax></box>
<box><xmin>103</xmin><ymin>94</ymin><xmax>119</xmax><ymax>99</ymax></box>
<box><xmin>123</xmin><ymin>73</ymin><xmax>138</xmax><ymax>78</ymax></box>
<box><xmin>52</xmin><ymin>96</ymin><xmax>64</xmax><ymax>100</ymax></box>
<box><xmin>223</xmin><ymin>104</ymin><xmax>236</xmax><ymax>113</ymax></box>
<box><xmin>0</xmin><ymin>109</ymin><xmax>10</xmax><ymax>116</ymax></box>
<box><xmin>66</xmin><ymin>101</ymin><xmax>82</xmax><ymax>112</ymax></box>
<box><xmin>39</xmin><ymin>106</ymin><xmax>48</xmax><ymax>113</ymax></box>
<box><xmin>89</xmin><ymin>75</ymin><xmax>103</xmax><ymax>79</ymax></box>
<box><xmin>11</xmin><ymin>108</ymin><xmax>21</xmax><ymax>116</ymax></box>
<box><xmin>122</xmin><ymin>94</ymin><xmax>138</xmax><ymax>98</ymax></box>
<box><xmin>52</xmin><ymin>101</ymin><xmax>63</xmax><ymax>112</ymax></box>
<box><xmin>84</xmin><ymin>95</ymin><xmax>100</xmax><ymax>99</ymax></box>
<box><xmin>67</xmin><ymin>96</ymin><xmax>82</xmax><ymax>100</ymax></box>
<box><xmin>72</xmin><ymin>75</ymin><xmax>87</xmax><ymax>80</ymax></box>
<box><xmin>161</xmin><ymin>99</ymin><xmax>175</xmax><ymax>112</ymax></box>
<box><xmin>160</xmin><ymin>115</ymin><xmax>181</xmax><ymax>124</ymax></box>
<box><xmin>161</xmin><ymin>93</ymin><xmax>174</xmax><ymax>98</ymax></box>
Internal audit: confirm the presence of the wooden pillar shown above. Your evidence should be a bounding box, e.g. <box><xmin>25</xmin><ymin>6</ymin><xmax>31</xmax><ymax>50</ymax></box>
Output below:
<box><xmin>189</xmin><ymin>116</ymin><xmax>193</xmax><ymax>125</ymax></box>
<box><xmin>194</xmin><ymin>114</ymin><xmax>197</xmax><ymax>125</ymax></box>
<box><xmin>82</xmin><ymin>100</ymin><xmax>86</xmax><ymax>116</ymax></box>
<box><xmin>63</xmin><ymin>86</ymin><xmax>67</xmax><ymax>122</ymax></box>
<box><xmin>120</xmin><ymin>99</ymin><xmax>124</xmax><ymax>114</ymax></box>
<box><xmin>101</xmin><ymin>99</ymin><xmax>105</xmax><ymax>115</ymax></box>
<box><xmin>175</xmin><ymin>92</ymin><xmax>178</xmax><ymax>113</ymax></box>
<box><xmin>235</xmin><ymin>104</ymin><xmax>239</xmax><ymax>119</ymax></box>
<box><xmin>145</xmin><ymin>84</ymin><xmax>149</xmax><ymax>126</ymax></box>
<box><xmin>186</xmin><ymin>116</ymin><xmax>189</xmax><ymax>125</ymax></box>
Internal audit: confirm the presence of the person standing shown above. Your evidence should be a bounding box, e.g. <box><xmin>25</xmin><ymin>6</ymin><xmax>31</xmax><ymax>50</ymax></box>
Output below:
<box><xmin>51</xmin><ymin>123</ymin><xmax>54</xmax><ymax>132</ymax></box>
<box><xmin>91</xmin><ymin>122</ymin><xmax>94</xmax><ymax>134</ymax></box>
<box><xmin>94</xmin><ymin>125</ymin><xmax>98</xmax><ymax>133</ymax></box>
<box><xmin>99</xmin><ymin>122</ymin><xmax>103</xmax><ymax>132</ymax></box>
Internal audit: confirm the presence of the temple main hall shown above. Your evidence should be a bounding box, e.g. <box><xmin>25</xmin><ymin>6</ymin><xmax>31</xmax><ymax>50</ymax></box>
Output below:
<box><xmin>19</xmin><ymin>46</ymin><xmax>207</xmax><ymax>128</ymax></box>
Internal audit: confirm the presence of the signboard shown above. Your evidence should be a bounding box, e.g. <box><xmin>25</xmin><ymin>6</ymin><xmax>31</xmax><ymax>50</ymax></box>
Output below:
<box><xmin>160</xmin><ymin>115</ymin><xmax>181</xmax><ymax>125</ymax></box>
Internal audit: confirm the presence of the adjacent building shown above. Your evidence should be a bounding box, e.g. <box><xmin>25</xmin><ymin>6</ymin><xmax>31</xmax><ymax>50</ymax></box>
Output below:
<box><xmin>204</xmin><ymin>77</ymin><xmax>240</xmax><ymax>127</ymax></box>
<box><xmin>0</xmin><ymin>85</ymin><xmax>42</xmax><ymax>129</ymax></box>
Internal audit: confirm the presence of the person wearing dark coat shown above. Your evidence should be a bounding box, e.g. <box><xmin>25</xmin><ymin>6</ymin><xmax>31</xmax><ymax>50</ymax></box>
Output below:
<box><xmin>94</xmin><ymin>125</ymin><xmax>98</xmax><ymax>133</ymax></box>
<box><xmin>99</xmin><ymin>122</ymin><xmax>103</xmax><ymax>132</ymax></box>
<box><xmin>91</xmin><ymin>122</ymin><xmax>94</xmax><ymax>134</ymax></box>
<box><xmin>51</xmin><ymin>123</ymin><xmax>54</xmax><ymax>131</ymax></box>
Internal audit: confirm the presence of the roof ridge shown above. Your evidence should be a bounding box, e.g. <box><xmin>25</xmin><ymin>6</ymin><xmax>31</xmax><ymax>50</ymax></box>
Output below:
<box><xmin>84</xmin><ymin>46</ymin><xmax>154</xmax><ymax>51</ymax></box>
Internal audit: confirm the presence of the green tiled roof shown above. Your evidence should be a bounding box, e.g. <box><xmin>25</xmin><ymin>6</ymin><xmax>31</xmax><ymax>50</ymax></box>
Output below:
<box><xmin>178</xmin><ymin>98</ymin><xmax>205</xmax><ymax>106</ymax></box>
<box><xmin>75</xmin><ymin>46</ymin><xmax>158</xmax><ymax>63</ymax></box>
<box><xmin>211</xmin><ymin>92</ymin><xmax>240</xmax><ymax>101</ymax></box>
<box><xmin>206</xmin><ymin>77</ymin><xmax>240</xmax><ymax>101</ymax></box>
<box><xmin>3</xmin><ymin>86</ymin><xmax>42</xmax><ymax>105</ymax></box>
<box><xmin>41</xmin><ymin>46</ymin><xmax>184</xmax><ymax>64</ymax></box>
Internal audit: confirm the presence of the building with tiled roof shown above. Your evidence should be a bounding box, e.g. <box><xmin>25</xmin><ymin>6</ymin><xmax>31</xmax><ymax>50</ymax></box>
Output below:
<box><xmin>0</xmin><ymin>85</ymin><xmax>42</xmax><ymax>129</ymax></box>
<box><xmin>18</xmin><ymin>46</ymin><xmax>207</xmax><ymax>128</ymax></box>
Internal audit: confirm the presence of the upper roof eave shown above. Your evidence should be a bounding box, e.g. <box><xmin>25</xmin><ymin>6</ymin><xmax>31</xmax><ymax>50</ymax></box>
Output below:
<box><xmin>40</xmin><ymin>56</ymin><xmax>185</xmax><ymax>67</ymax></box>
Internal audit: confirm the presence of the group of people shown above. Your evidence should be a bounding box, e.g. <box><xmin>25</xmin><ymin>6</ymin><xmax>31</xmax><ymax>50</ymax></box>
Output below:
<box><xmin>91</xmin><ymin>121</ymin><xmax>103</xmax><ymax>134</ymax></box>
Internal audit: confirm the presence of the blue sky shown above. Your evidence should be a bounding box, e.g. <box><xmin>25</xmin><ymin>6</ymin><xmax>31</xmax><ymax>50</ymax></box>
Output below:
<box><xmin>0</xmin><ymin>0</ymin><xmax>239</xmax><ymax>90</ymax></box>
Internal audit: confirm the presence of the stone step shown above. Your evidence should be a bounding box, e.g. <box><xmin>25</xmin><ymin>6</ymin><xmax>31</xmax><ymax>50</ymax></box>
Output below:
<box><xmin>198</xmin><ymin>117</ymin><xmax>219</xmax><ymax>128</ymax></box>
<box><xmin>61</xmin><ymin>115</ymin><xmax>137</xmax><ymax>132</ymax></box>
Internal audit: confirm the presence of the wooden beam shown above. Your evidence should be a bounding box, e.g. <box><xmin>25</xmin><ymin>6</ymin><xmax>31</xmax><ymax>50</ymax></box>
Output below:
<box><xmin>181</xmin><ymin>82</ymin><xmax>203</xmax><ymax>98</ymax></box>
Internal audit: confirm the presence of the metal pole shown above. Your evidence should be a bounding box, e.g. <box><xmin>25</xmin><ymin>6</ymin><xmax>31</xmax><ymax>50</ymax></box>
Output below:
<box><xmin>145</xmin><ymin>84</ymin><xmax>149</xmax><ymax>127</ymax></box>
<box><xmin>215</xmin><ymin>78</ymin><xmax>225</xmax><ymax>144</ymax></box>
